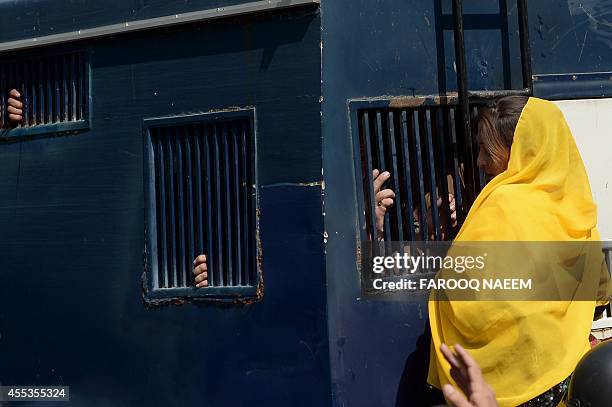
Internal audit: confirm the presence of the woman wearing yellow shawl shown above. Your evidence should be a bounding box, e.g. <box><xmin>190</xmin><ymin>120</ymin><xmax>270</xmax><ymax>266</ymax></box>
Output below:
<box><xmin>426</xmin><ymin>96</ymin><xmax>611</xmax><ymax>406</ymax></box>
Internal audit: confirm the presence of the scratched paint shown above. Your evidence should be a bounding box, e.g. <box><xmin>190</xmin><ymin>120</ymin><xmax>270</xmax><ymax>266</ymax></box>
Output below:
<box><xmin>532</xmin><ymin>0</ymin><xmax>612</xmax><ymax>74</ymax></box>
<box><xmin>569</xmin><ymin>0</ymin><xmax>612</xmax><ymax>52</ymax></box>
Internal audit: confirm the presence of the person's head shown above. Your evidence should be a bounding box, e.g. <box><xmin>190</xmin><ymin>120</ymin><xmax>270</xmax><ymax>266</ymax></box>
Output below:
<box><xmin>567</xmin><ymin>340</ymin><xmax>612</xmax><ymax>407</ymax></box>
<box><xmin>475</xmin><ymin>96</ymin><xmax>529</xmax><ymax>180</ymax></box>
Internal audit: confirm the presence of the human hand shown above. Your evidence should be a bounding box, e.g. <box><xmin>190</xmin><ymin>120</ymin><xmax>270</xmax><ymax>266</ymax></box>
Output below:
<box><xmin>372</xmin><ymin>169</ymin><xmax>395</xmax><ymax>238</ymax></box>
<box><xmin>192</xmin><ymin>254</ymin><xmax>208</xmax><ymax>288</ymax></box>
<box><xmin>6</xmin><ymin>89</ymin><xmax>23</xmax><ymax>124</ymax></box>
<box><xmin>427</xmin><ymin>194</ymin><xmax>458</xmax><ymax>240</ymax></box>
<box><xmin>440</xmin><ymin>343</ymin><xmax>498</xmax><ymax>407</ymax></box>
<box><xmin>439</xmin><ymin>193</ymin><xmax>458</xmax><ymax>228</ymax></box>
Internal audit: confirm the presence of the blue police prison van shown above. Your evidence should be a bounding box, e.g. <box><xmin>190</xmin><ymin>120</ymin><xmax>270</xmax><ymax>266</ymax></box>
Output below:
<box><xmin>0</xmin><ymin>0</ymin><xmax>611</xmax><ymax>406</ymax></box>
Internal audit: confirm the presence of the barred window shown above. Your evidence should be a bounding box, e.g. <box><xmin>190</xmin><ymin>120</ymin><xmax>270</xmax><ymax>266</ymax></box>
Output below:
<box><xmin>143</xmin><ymin>110</ymin><xmax>260</xmax><ymax>303</ymax></box>
<box><xmin>350</xmin><ymin>98</ymin><xmax>485</xmax><ymax>292</ymax></box>
<box><xmin>0</xmin><ymin>51</ymin><xmax>89</xmax><ymax>137</ymax></box>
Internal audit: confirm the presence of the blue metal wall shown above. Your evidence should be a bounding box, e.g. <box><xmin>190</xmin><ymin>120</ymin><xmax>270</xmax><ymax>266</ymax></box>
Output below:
<box><xmin>321</xmin><ymin>1</ymin><xmax>612</xmax><ymax>406</ymax></box>
<box><xmin>0</xmin><ymin>5</ymin><xmax>330</xmax><ymax>406</ymax></box>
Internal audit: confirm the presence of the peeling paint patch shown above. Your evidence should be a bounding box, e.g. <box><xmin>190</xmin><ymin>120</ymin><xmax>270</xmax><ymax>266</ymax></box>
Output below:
<box><xmin>388</xmin><ymin>94</ymin><xmax>459</xmax><ymax>108</ymax></box>
<box><xmin>261</xmin><ymin>181</ymin><xmax>324</xmax><ymax>188</ymax></box>
<box><xmin>297</xmin><ymin>180</ymin><xmax>324</xmax><ymax>187</ymax></box>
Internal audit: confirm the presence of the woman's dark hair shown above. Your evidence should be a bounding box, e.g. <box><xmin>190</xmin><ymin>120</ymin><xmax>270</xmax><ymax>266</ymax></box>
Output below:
<box><xmin>475</xmin><ymin>96</ymin><xmax>529</xmax><ymax>170</ymax></box>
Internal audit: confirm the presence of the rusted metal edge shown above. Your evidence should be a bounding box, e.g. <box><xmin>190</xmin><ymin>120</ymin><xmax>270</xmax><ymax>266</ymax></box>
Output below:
<box><xmin>348</xmin><ymin>94</ymin><xmax>459</xmax><ymax>110</ymax></box>
<box><xmin>0</xmin><ymin>0</ymin><xmax>321</xmax><ymax>53</ymax></box>
<box><xmin>388</xmin><ymin>94</ymin><xmax>459</xmax><ymax>108</ymax></box>
<box><xmin>349</xmin><ymin>89</ymin><xmax>531</xmax><ymax>110</ymax></box>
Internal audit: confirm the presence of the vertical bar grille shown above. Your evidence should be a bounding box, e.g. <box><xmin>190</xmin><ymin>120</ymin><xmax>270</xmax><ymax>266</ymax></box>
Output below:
<box><xmin>0</xmin><ymin>51</ymin><xmax>87</xmax><ymax>130</ymax></box>
<box><xmin>356</xmin><ymin>105</ymin><xmax>483</xmax><ymax>243</ymax></box>
<box><xmin>149</xmin><ymin>116</ymin><xmax>256</xmax><ymax>291</ymax></box>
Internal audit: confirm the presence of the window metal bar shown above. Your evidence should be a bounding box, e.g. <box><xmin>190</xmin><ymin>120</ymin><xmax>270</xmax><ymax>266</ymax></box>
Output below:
<box><xmin>7</xmin><ymin>62</ymin><xmax>14</xmax><ymax>127</ymax></box>
<box><xmin>46</xmin><ymin>57</ymin><xmax>52</xmax><ymax>124</ymax></box>
<box><xmin>193</xmin><ymin>126</ymin><xmax>205</xmax><ymax>269</ymax></box>
<box><xmin>62</xmin><ymin>54</ymin><xmax>68</xmax><ymax>122</ymax></box>
<box><xmin>156</xmin><ymin>131</ymin><xmax>169</xmax><ymax>288</ymax></box>
<box><xmin>79</xmin><ymin>52</ymin><xmax>85</xmax><ymax>120</ymax></box>
<box><xmin>499</xmin><ymin>0</ymin><xmax>512</xmax><ymax>89</ymax></box>
<box><xmin>21</xmin><ymin>60</ymin><xmax>30</xmax><ymax>126</ymax></box>
<box><xmin>425</xmin><ymin>110</ymin><xmax>441</xmax><ymax>240</ymax></box>
<box><xmin>248</xmin><ymin>121</ymin><xmax>257</xmax><ymax>285</ymax></box>
<box><xmin>185</xmin><ymin>130</ymin><xmax>195</xmax><ymax>287</ymax></box>
<box><xmin>399</xmin><ymin>110</ymin><xmax>416</xmax><ymax>240</ymax></box>
<box><xmin>387</xmin><ymin>111</ymin><xmax>404</xmax><ymax>241</ymax></box>
<box><xmin>362</xmin><ymin>112</ymin><xmax>379</xmax><ymax>250</ymax></box>
<box><xmin>70</xmin><ymin>53</ymin><xmax>77</xmax><ymax>121</ymax></box>
<box><xmin>413</xmin><ymin>110</ymin><xmax>428</xmax><ymax>241</ymax></box>
<box><xmin>54</xmin><ymin>56</ymin><xmax>60</xmax><ymax>123</ymax></box>
<box><xmin>14</xmin><ymin>61</ymin><xmax>21</xmax><ymax>128</ymax></box>
<box><xmin>374</xmin><ymin>111</ymin><xmax>392</xmax><ymax>244</ymax></box>
<box><xmin>176</xmin><ymin>133</ymin><xmax>186</xmax><ymax>287</ymax></box>
<box><xmin>451</xmin><ymin>0</ymin><xmax>477</xmax><ymax>209</ymax></box>
<box><xmin>517</xmin><ymin>0</ymin><xmax>533</xmax><ymax>93</ymax></box>
<box><xmin>435</xmin><ymin>108</ymin><xmax>452</xmax><ymax>236</ymax></box>
<box><xmin>203</xmin><ymin>125</ymin><xmax>216</xmax><ymax>287</ymax></box>
<box><xmin>0</xmin><ymin>63</ymin><xmax>6</xmax><ymax>128</ymax></box>
<box><xmin>28</xmin><ymin>59</ymin><xmax>34</xmax><ymax>126</ymax></box>
<box><xmin>222</xmin><ymin>124</ymin><xmax>234</xmax><ymax>286</ymax></box>
<box><xmin>232</xmin><ymin>122</ymin><xmax>243</xmax><ymax>286</ymax></box>
<box><xmin>166</xmin><ymin>132</ymin><xmax>178</xmax><ymax>288</ymax></box>
<box><xmin>241</xmin><ymin>121</ymin><xmax>252</xmax><ymax>285</ymax></box>
<box><xmin>39</xmin><ymin>59</ymin><xmax>45</xmax><ymax>124</ymax></box>
<box><xmin>30</xmin><ymin>59</ymin><xmax>37</xmax><ymax>126</ymax></box>
<box><xmin>212</xmin><ymin>125</ymin><xmax>224</xmax><ymax>286</ymax></box>
<box><xmin>446</xmin><ymin>108</ymin><xmax>463</xmax><ymax>219</ymax></box>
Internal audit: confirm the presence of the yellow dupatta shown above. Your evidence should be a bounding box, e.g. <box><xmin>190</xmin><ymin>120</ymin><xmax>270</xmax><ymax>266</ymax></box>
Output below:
<box><xmin>427</xmin><ymin>97</ymin><xmax>611</xmax><ymax>406</ymax></box>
